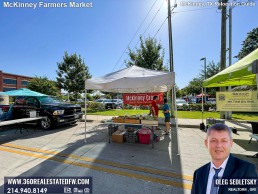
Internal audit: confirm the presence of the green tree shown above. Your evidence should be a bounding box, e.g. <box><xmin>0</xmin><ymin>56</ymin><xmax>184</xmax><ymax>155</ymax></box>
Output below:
<box><xmin>28</xmin><ymin>76</ymin><xmax>59</xmax><ymax>96</ymax></box>
<box><xmin>199</xmin><ymin>61</ymin><xmax>220</xmax><ymax>80</ymax></box>
<box><xmin>183</xmin><ymin>77</ymin><xmax>203</xmax><ymax>95</ymax></box>
<box><xmin>56</xmin><ymin>51</ymin><xmax>91</xmax><ymax>100</ymax></box>
<box><xmin>237</xmin><ymin>27</ymin><xmax>258</xmax><ymax>60</ymax></box>
<box><xmin>183</xmin><ymin>61</ymin><xmax>220</xmax><ymax>96</ymax></box>
<box><xmin>126</xmin><ymin>36</ymin><xmax>167</xmax><ymax>71</ymax></box>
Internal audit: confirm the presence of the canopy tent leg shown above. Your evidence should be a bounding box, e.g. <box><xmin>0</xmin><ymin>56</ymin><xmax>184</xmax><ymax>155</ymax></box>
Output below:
<box><xmin>173</xmin><ymin>84</ymin><xmax>180</xmax><ymax>156</ymax></box>
<box><xmin>84</xmin><ymin>89</ymin><xmax>87</xmax><ymax>143</ymax></box>
<box><xmin>199</xmin><ymin>87</ymin><xmax>205</xmax><ymax>131</ymax></box>
<box><xmin>202</xmin><ymin>87</ymin><xmax>204</xmax><ymax>124</ymax></box>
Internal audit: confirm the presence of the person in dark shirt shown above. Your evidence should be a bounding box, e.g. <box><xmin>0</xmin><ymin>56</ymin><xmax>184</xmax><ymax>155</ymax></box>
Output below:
<box><xmin>162</xmin><ymin>98</ymin><xmax>171</xmax><ymax>135</ymax></box>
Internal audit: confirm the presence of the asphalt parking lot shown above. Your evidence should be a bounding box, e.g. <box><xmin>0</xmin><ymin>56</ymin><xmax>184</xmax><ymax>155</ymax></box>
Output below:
<box><xmin>0</xmin><ymin>118</ymin><xmax>257</xmax><ymax>194</ymax></box>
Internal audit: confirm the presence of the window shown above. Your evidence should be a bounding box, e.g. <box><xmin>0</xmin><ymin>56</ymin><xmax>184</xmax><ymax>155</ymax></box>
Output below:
<box><xmin>3</xmin><ymin>87</ymin><xmax>16</xmax><ymax>92</ymax></box>
<box><xmin>3</xmin><ymin>78</ymin><xmax>17</xmax><ymax>85</ymax></box>
<box><xmin>21</xmin><ymin>80</ymin><xmax>29</xmax><ymax>86</ymax></box>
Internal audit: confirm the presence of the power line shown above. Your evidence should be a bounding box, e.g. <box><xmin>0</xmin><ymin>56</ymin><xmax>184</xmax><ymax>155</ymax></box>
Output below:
<box><xmin>141</xmin><ymin>0</ymin><xmax>166</xmax><ymax>37</ymax></box>
<box><xmin>118</xmin><ymin>3</ymin><xmax>220</xmax><ymax>70</ymax></box>
<box><xmin>154</xmin><ymin>16</ymin><xmax>168</xmax><ymax>38</ymax></box>
<box><xmin>172</xmin><ymin>7</ymin><xmax>217</xmax><ymax>14</ymax></box>
<box><xmin>118</xmin><ymin>0</ymin><xmax>166</xmax><ymax>70</ymax></box>
<box><xmin>111</xmin><ymin>0</ymin><xmax>159</xmax><ymax>72</ymax></box>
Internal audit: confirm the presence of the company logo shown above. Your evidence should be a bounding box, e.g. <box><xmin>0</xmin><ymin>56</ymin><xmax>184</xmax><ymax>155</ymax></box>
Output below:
<box><xmin>219</xmin><ymin>94</ymin><xmax>225</xmax><ymax>101</ymax></box>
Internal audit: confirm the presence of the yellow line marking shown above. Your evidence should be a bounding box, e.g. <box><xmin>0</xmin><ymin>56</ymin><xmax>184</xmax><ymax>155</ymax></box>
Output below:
<box><xmin>0</xmin><ymin>146</ymin><xmax>192</xmax><ymax>190</ymax></box>
<box><xmin>2</xmin><ymin>143</ymin><xmax>193</xmax><ymax>181</ymax></box>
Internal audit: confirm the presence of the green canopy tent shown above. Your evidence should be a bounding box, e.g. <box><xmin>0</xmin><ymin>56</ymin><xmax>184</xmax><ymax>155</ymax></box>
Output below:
<box><xmin>200</xmin><ymin>48</ymin><xmax>258</xmax><ymax>126</ymax></box>
<box><xmin>203</xmin><ymin>48</ymin><xmax>258</xmax><ymax>88</ymax></box>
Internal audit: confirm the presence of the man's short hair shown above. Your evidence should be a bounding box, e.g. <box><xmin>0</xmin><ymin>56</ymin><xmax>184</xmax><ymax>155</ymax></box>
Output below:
<box><xmin>207</xmin><ymin>123</ymin><xmax>233</xmax><ymax>139</ymax></box>
<box><xmin>164</xmin><ymin>98</ymin><xmax>168</xmax><ymax>103</ymax></box>
<box><xmin>153</xmin><ymin>96</ymin><xmax>158</xmax><ymax>100</ymax></box>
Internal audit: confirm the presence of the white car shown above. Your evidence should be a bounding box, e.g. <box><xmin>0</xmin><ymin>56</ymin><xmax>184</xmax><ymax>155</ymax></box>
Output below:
<box><xmin>111</xmin><ymin>99</ymin><xmax>123</xmax><ymax>108</ymax></box>
<box><xmin>95</xmin><ymin>99</ymin><xmax>122</xmax><ymax>109</ymax></box>
<box><xmin>176</xmin><ymin>99</ymin><xmax>189</xmax><ymax>110</ymax></box>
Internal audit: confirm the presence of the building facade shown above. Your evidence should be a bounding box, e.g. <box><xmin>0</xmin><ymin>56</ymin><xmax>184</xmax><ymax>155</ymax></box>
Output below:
<box><xmin>0</xmin><ymin>71</ymin><xmax>33</xmax><ymax>92</ymax></box>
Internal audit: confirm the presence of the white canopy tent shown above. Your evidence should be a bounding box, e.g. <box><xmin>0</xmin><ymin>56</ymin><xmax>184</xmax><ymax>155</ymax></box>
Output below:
<box><xmin>85</xmin><ymin>65</ymin><xmax>175</xmax><ymax>93</ymax></box>
<box><xmin>84</xmin><ymin>66</ymin><xmax>177</xmax><ymax>147</ymax></box>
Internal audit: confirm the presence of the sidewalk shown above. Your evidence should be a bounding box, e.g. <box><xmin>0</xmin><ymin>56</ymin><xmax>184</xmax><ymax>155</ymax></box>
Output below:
<box><xmin>1</xmin><ymin>115</ymin><xmax>256</xmax><ymax>194</ymax></box>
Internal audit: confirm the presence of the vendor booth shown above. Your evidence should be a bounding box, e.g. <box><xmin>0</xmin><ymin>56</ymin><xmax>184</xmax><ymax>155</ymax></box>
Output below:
<box><xmin>84</xmin><ymin>65</ymin><xmax>176</xmax><ymax>147</ymax></box>
<box><xmin>203</xmin><ymin>48</ymin><xmax>258</xmax><ymax>158</ymax></box>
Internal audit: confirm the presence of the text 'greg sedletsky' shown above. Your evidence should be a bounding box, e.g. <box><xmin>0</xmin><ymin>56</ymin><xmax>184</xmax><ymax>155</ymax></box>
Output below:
<box><xmin>3</xmin><ymin>1</ymin><xmax>93</xmax><ymax>9</ymax></box>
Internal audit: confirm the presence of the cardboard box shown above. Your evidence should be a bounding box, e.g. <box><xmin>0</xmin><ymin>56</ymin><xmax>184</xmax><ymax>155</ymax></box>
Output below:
<box><xmin>112</xmin><ymin>130</ymin><xmax>126</xmax><ymax>143</ymax></box>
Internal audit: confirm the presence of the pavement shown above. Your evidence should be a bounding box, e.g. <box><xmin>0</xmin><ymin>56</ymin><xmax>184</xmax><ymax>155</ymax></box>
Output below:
<box><xmin>0</xmin><ymin>115</ymin><xmax>257</xmax><ymax>194</ymax></box>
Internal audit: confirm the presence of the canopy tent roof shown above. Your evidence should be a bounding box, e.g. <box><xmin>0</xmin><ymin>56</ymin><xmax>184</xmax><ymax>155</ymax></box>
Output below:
<box><xmin>203</xmin><ymin>48</ymin><xmax>258</xmax><ymax>88</ymax></box>
<box><xmin>1</xmin><ymin>88</ymin><xmax>48</xmax><ymax>97</ymax></box>
<box><xmin>85</xmin><ymin>65</ymin><xmax>175</xmax><ymax>93</ymax></box>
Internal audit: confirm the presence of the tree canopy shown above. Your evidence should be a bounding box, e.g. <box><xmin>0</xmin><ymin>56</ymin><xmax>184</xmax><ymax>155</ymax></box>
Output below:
<box><xmin>237</xmin><ymin>27</ymin><xmax>258</xmax><ymax>60</ymax></box>
<box><xmin>181</xmin><ymin>61</ymin><xmax>220</xmax><ymax>96</ymax></box>
<box><xmin>199</xmin><ymin>61</ymin><xmax>220</xmax><ymax>80</ymax></box>
<box><xmin>28</xmin><ymin>76</ymin><xmax>59</xmax><ymax>96</ymax></box>
<box><xmin>56</xmin><ymin>51</ymin><xmax>91</xmax><ymax>100</ymax></box>
<box><xmin>126</xmin><ymin>36</ymin><xmax>167</xmax><ymax>71</ymax></box>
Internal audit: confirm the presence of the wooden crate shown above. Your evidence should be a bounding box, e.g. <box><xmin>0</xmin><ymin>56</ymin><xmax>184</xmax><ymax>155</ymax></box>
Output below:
<box><xmin>125</xmin><ymin>118</ymin><xmax>141</xmax><ymax>124</ymax></box>
<box><xmin>113</xmin><ymin>117</ymin><xmax>125</xmax><ymax>123</ymax></box>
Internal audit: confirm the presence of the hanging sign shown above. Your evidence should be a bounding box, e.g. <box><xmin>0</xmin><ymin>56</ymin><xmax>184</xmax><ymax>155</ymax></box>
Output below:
<box><xmin>216</xmin><ymin>91</ymin><xmax>258</xmax><ymax>112</ymax></box>
<box><xmin>123</xmin><ymin>93</ymin><xmax>163</xmax><ymax>105</ymax></box>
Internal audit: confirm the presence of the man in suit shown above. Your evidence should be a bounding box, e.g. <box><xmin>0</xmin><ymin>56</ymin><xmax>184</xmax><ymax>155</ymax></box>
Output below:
<box><xmin>191</xmin><ymin>123</ymin><xmax>257</xmax><ymax>194</ymax></box>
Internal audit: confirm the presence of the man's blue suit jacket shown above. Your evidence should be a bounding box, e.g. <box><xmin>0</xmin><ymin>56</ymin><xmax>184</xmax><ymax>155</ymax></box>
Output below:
<box><xmin>191</xmin><ymin>154</ymin><xmax>257</xmax><ymax>194</ymax></box>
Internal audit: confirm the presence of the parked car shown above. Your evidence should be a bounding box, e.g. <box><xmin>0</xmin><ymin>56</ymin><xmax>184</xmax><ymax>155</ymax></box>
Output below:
<box><xmin>95</xmin><ymin>99</ymin><xmax>115</xmax><ymax>109</ymax></box>
<box><xmin>111</xmin><ymin>99</ymin><xmax>123</xmax><ymax>108</ymax></box>
<box><xmin>176</xmin><ymin>99</ymin><xmax>189</xmax><ymax>110</ymax></box>
<box><xmin>206</xmin><ymin>98</ymin><xmax>216</xmax><ymax>104</ymax></box>
<box><xmin>189</xmin><ymin>97</ymin><xmax>197</xmax><ymax>104</ymax></box>
<box><xmin>0</xmin><ymin>96</ymin><xmax>83</xmax><ymax>130</ymax></box>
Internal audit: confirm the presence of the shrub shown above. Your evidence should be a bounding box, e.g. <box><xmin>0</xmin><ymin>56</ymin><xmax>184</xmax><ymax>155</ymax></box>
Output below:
<box><xmin>87</xmin><ymin>102</ymin><xmax>104</xmax><ymax>109</ymax></box>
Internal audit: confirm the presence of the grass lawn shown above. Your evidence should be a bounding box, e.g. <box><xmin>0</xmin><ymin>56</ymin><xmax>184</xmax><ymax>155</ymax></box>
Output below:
<box><xmin>84</xmin><ymin>109</ymin><xmax>258</xmax><ymax>120</ymax></box>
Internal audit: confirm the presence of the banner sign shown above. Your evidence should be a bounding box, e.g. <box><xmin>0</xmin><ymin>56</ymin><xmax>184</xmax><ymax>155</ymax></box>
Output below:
<box><xmin>123</xmin><ymin>93</ymin><xmax>163</xmax><ymax>105</ymax></box>
<box><xmin>216</xmin><ymin>91</ymin><xmax>258</xmax><ymax>112</ymax></box>
<box><xmin>4</xmin><ymin>177</ymin><xmax>93</xmax><ymax>193</ymax></box>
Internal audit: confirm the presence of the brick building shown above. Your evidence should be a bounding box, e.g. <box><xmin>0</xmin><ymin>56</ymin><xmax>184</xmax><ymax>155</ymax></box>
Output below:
<box><xmin>0</xmin><ymin>71</ymin><xmax>33</xmax><ymax>92</ymax></box>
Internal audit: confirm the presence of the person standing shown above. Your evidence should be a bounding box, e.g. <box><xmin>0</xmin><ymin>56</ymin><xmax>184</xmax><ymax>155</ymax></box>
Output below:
<box><xmin>191</xmin><ymin>123</ymin><xmax>257</xmax><ymax>194</ymax></box>
<box><xmin>151</xmin><ymin>95</ymin><xmax>161</xmax><ymax>130</ymax></box>
<box><xmin>151</xmin><ymin>96</ymin><xmax>159</xmax><ymax>119</ymax></box>
<box><xmin>163</xmin><ymin>98</ymin><xmax>171</xmax><ymax>135</ymax></box>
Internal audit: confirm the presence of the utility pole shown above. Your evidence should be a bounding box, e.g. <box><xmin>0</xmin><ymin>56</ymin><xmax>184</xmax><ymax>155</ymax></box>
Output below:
<box><xmin>168</xmin><ymin>0</ymin><xmax>176</xmax><ymax>116</ymax></box>
<box><xmin>200</xmin><ymin>58</ymin><xmax>207</xmax><ymax>102</ymax></box>
<box><xmin>220</xmin><ymin>0</ymin><xmax>227</xmax><ymax>119</ymax></box>
<box><xmin>226</xmin><ymin>5</ymin><xmax>233</xmax><ymax>119</ymax></box>
<box><xmin>229</xmin><ymin>6</ymin><xmax>232</xmax><ymax>67</ymax></box>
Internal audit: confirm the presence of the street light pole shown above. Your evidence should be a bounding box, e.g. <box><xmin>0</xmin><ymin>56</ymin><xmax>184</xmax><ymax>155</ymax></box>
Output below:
<box><xmin>167</xmin><ymin>0</ymin><xmax>176</xmax><ymax>116</ymax></box>
<box><xmin>200</xmin><ymin>57</ymin><xmax>207</xmax><ymax>102</ymax></box>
